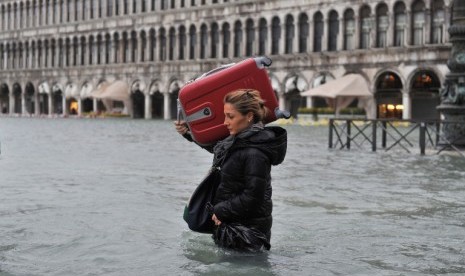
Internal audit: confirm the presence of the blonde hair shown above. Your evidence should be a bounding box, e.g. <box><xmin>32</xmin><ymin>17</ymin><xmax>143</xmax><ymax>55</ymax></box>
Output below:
<box><xmin>223</xmin><ymin>89</ymin><xmax>269</xmax><ymax>123</ymax></box>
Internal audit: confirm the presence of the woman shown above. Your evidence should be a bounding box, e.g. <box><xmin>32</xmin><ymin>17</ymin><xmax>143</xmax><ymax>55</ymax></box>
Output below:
<box><xmin>175</xmin><ymin>89</ymin><xmax>287</xmax><ymax>251</ymax></box>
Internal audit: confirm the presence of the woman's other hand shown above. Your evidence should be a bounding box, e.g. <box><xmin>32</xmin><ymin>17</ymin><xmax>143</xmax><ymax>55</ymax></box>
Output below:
<box><xmin>174</xmin><ymin>120</ymin><xmax>189</xmax><ymax>135</ymax></box>
<box><xmin>212</xmin><ymin>214</ymin><xmax>222</xmax><ymax>226</ymax></box>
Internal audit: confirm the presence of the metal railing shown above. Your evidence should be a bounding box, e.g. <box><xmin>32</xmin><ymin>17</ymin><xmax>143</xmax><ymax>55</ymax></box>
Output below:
<box><xmin>328</xmin><ymin>118</ymin><xmax>465</xmax><ymax>158</ymax></box>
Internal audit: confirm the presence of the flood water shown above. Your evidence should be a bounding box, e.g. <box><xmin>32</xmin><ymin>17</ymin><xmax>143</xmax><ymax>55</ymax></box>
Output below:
<box><xmin>0</xmin><ymin>117</ymin><xmax>464</xmax><ymax>276</ymax></box>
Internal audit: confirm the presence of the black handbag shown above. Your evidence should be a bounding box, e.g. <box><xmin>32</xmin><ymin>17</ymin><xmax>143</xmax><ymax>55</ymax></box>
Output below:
<box><xmin>183</xmin><ymin>167</ymin><xmax>221</xmax><ymax>234</ymax></box>
<box><xmin>213</xmin><ymin>223</ymin><xmax>271</xmax><ymax>252</ymax></box>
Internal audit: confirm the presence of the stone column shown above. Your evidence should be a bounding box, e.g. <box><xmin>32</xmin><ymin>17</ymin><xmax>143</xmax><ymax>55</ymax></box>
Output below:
<box><xmin>34</xmin><ymin>89</ymin><xmax>40</xmax><ymax>116</ymax></box>
<box><xmin>307</xmin><ymin>16</ymin><xmax>313</xmax><ymax>53</ymax></box>
<box><xmin>145</xmin><ymin>93</ymin><xmax>152</xmax><ymax>119</ymax></box>
<box><xmin>55</xmin><ymin>42</ymin><xmax>60</xmax><ymax>67</ymax></box>
<box><xmin>48</xmin><ymin>44</ymin><xmax>53</xmax><ymax>68</ymax></box>
<box><xmin>77</xmin><ymin>97</ymin><xmax>82</xmax><ymax>116</ymax></box>
<box><xmin>306</xmin><ymin>97</ymin><xmax>313</xmax><ymax>108</ymax></box>
<box><xmin>78</xmin><ymin>40</ymin><xmax>83</xmax><ymax>66</ymax></box>
<box><xmin>9</xmin><ymin>91</ymin><xmax>15</xmax><ymax>115</ymax></box>
<box><xmin>425</xmin><ymin>8</ymin><xmax>432</xmax><ymax>44</ymax></box>
<box><xmin>48</xmin><ymin>92</ymin><xmax>53</xmax><ymax>116</ymax></box>
<box><xmin>92</xmin><ymin>39</ymin><xmax>97</xmax><ymax>65</ymax></box>
<box><xmin>137</xmin><ymin>32</ymin><xmax>143</xmax><ymax>62</ymax></box>
<box><xmin>62</xmin><ymin>96</ymin><xmax>68</xmax><ymax>116</ymax></box>
<box><xmin>354</xmin><ymin>13</ymin><xmax>361</xmax><ymax>49</ymax></box>
<box><xmin>102</xmin><ymin>0</ymin><xmax>107</xmax><ymax>18</ymax></box>
<box><xmin>278</xmin><ymin>17</ymin><xmax>285</xmax><ymax>55</ymax></box>
<box><xmin>64</xmin><ymin>0</ymin><xmax>68</xmax><ymax>22</ymax></box>
<box><xmin>386</xmin><ymin>11</ymin><xmax>395</xmax><ymax>47</ymax></box>
<box><xmin>174</xmin><ymin>28</ymin><xmax>180</xmax><ymax>60</ymax></box>
<box><xmin>23</xmin><ymin>47</ymin><xmax>28</xmax><ymax>68</ymax></box>
<box><xmin>322</xmin><ymin>18</ymin><xmax>329</xmax><ymax>52</ymax></box>
<box><xmin>444</xmin><ymin>5</ymin><xmax>452</xmax><ymax>43</ymax></box>
<box><xmin>337</xmin><ymin>17</ymin><xmax>344</xmax><ymax>51</ymax></box>
<box><xmin>405</xmin><ymin>11</ymin><xmax>411</xmax><ymax>46</ymax></box>
<box><xmin>163</xmin><ymin>92</ymin><xmax>170</xmax><ymax>120</ymax></box>
<box><xmin>252</xmin><ymin>23</ymin><xmax>258</xmax><ymax>56</ymax></box>
<box><xmin>402</xmin><ymin>90</ymin><xmax>411</xmax><ymax>120</ymax></box>
<box><xmin>21</xmin><ymin>90</ymin><xmax>27</xmax><ymax>115</ymax></box>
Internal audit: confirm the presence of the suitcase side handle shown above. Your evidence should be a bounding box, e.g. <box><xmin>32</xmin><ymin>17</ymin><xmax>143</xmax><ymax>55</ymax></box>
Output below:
<box><xmin>254</xmin><ymin>56</ymin><xmax>272</xmax><ymax>68</ymax></box>
<box><xmin>274</xmin><ymin>107</ymin><xmax>291</xmax><ymax>119</ymax></box>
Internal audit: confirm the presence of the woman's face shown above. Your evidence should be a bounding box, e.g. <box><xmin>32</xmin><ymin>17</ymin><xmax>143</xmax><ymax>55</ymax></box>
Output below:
<box><xmin>223</xmin><ymin>103</ymin><xmax>252</xmax><ymax>136</ymax></box>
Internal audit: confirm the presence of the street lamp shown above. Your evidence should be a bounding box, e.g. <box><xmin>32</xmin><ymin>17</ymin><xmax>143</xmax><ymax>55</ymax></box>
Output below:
<box><xmin>437</xmin><ymin>0</ymin><xmax>465</xmax><ymax>146</ymax></box>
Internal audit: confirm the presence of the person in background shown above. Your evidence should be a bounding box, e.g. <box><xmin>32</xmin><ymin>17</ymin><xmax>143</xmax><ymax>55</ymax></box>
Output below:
<box><xmin>175</xmin><ymin>89</ymin><xmax>287</xmax><ymax>251</ymax></box>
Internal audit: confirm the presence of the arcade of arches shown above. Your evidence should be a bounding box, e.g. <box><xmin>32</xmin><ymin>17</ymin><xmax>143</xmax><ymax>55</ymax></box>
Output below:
<box><xmin>0</xmin><ymin>68</ymin><xmax>442</xmax><ymax>120</ymax></box>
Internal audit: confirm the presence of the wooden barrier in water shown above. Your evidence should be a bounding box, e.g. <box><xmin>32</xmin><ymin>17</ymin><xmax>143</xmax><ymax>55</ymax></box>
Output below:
<box><xmin>328</xmin><ymin>118</ymin><xmax>465</xmax><ymax>158</ymax></box>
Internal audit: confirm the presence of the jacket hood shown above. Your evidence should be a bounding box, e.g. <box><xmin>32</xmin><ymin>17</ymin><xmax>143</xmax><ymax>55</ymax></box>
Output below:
<box><xmin>235</xmin><ymin>126</ymin><xmax>287</xmax><ymax>165</ymax></box>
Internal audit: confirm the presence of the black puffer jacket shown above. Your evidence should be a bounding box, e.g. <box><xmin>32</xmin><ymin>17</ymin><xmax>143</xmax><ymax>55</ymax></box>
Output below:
<box><xmin>212</xmin><ymin>126</ymin><xmax>287</xmax><ymax>237</ymax></box>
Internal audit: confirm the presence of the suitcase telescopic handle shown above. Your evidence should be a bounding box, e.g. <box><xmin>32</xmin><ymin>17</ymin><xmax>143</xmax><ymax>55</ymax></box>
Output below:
<box><xmin>194</xmin><ymin>56</ymin><xmax>272</xmax><ymax>81</ymax></box>
<box><xmin>196</xmin><ymin>63</ymin><xmax>235</xmax><ymax>80</ymax></box>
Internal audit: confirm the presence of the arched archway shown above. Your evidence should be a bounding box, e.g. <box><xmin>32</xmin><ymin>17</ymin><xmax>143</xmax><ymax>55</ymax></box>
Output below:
<box><xmin>0</xmin><ymin>84</ymin><xmax>10</xmax><ymax>114</ymax></box>
<box><xmin>151</xmin><ymin>92</ymin><xmax>164</xmax><ymax>119</ymax></box>
<box><xmin>64</xmin><ymin>83</ymin><xmax>78</xmax><ymax>115</ymax></box>
<box><xmin>410</xmin><ymin>70</ymin><xmax>441</xmax><ymax>120</ymax></box>
<box><xmin>375</xmin><ymin>72</ymin><xmax>403</xmax><ymax>119</ymax></box>
<box><xmin>132</xmin><ymin>89</ymin><xmax>145</xmax><ymax>119</ymax></box>
<box><xmin>52</xmin><ymin>84</ymin><xmax>64</xmax><ymax>114</ymax></box>
<box><xmin>38</xmin><ymin>82</ymin><xmax>50</xmax><ymax>115</ymax></box>
<box><xmin>150</xmin><ymin>82</ymin><xmax>164</xmax><ymax>119</ymax></box>
<box><xmin>69</xmin><ymin>98</ymin><xmax>78</xmax><ymax>115</ymax></box>
<box><xmin>13</xmin><ymin>83</ymin><xmax>22</xmax><ymax>114</ymax></box>
<box><xmin>131</xmin><ymin>80</ymin><xmax>147</xmax><ymax>119</ymax></box>
<box><xmin>80</xmin><ymin>82</ymin><xmax>94</xmax><ymax>113</ymax></box>
<box><xmin>25</xmin><ymin>82</ymin><xmax>35</xmax><ymax>114</ymax></box>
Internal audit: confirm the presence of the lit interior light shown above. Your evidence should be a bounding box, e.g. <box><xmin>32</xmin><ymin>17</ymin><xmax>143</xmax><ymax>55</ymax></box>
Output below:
<box><xmin>395</xmin><ymin>105</ymin><xmax>404</xmax><ymax>110</ymax></box>
<box><xmin>387</xmin><ymin>104</ymin><xmax>395</xmax><ymax>110</ymax></box>
<box><xmin>70</xmin><ymin>102</ymin><xmax>78</xmax><ymax>111</ymax></box>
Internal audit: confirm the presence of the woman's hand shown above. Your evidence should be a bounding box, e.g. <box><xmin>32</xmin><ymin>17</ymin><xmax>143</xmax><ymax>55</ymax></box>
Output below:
<box><xmin>174</xmin><ymin>120</ymin><xmax>189</xmax><ymax>135</ymax></box>
<box><xmin>212</xmin><ymin>214</ymin><xmax>222</xmax><ymax>226</ymax></box>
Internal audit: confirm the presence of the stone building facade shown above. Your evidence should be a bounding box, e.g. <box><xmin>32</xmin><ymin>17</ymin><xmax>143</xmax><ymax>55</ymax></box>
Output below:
<box><xmin>0</xmin><ymin>0</ymin><xmax>452</xmax><ymax>120</ymax></box>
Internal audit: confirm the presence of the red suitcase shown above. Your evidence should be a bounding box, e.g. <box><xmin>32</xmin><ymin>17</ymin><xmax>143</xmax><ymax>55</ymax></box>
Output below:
<box><xmin>178</xmin><ymin>56</ymin><xmax>289</xmax><ymax>145</ymax></box>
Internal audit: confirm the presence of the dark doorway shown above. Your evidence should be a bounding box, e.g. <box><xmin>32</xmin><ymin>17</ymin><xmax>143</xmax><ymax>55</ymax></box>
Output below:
<box><xmin>132</xmin><ymin>90</ymin><xmax>145</xmax><ymax>119</ymax></box>
<box><xmin>151</xmin><ymin>91</ymin><xmax>164</xmax><ymax>119</ymax></box>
